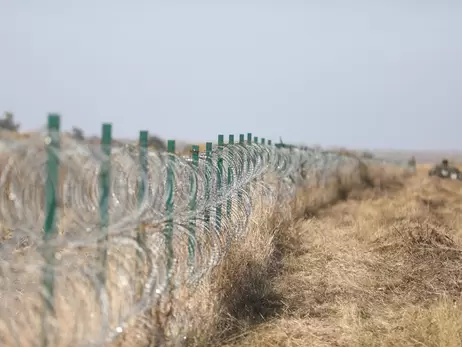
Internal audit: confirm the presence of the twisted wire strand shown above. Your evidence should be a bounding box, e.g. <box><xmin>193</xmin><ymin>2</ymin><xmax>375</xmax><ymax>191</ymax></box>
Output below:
<box><xmin>0</xmin><ymin>135</ymin><xmax>415</xmax><ymax>347</ymax></box>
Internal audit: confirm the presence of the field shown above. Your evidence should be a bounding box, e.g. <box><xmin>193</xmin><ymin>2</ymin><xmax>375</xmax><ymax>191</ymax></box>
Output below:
<box><xmin>0</xmin><ymin>132</ymin><xmax>460</xmax><ymax>347</ymax></box>
<box><xmin>192</xmin><ymin>164</ymin><xmax>462</xmax><ymax>347</ymax></box>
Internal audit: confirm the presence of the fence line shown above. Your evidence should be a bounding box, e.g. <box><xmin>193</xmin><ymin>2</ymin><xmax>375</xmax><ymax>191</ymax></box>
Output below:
<box><xmin>0</xmin><ymin>114</ymin><xmax>414</xmax><ymax>347</ymax></box>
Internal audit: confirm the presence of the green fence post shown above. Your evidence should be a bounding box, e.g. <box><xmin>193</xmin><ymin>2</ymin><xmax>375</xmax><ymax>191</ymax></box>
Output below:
<box><xmin>246</xmin><ymin>133</ymin><xmax>253</xmax><ymax>171</ymax></box>
<box><xmin>238</xmin><ymin>134</ymin><xmax>245</xmax><ymax>203</ymax></box>
<box><xmin>98</xmin><ymin>123</ymin><xmax>112</xmax><ymax>285</ymax></box>
<box><xmin>252</xmin><ymin>136</ymin><xmax>258</xmax><ymax>177</ymax></box>
<box><xmin>261</xmin><ymin>138</ymin><xmax>266</xmax><ymax>165</ymax></box>
<box><xmin>138</xmin><ymin>131</ymin><xmax>148</xmax><ymax>210</ymax></box>
<box><xmin>204</xmin><ymin>142</ymin><xmax>212</xmax><ymax>227</ymax></box>
<box><xmin>267</xmin><ymin>139</ymin><xmax>272</xmax><ymax>164</ymax></box>
<box><xmin>227</xmin><ymin>135</ymin><xmax>234</xmax><ymax>220</ymax></box>
<box><xmin>246</xmin><ymin>133</ymin><xmax>252</xmax><ymax>195</ymax></box>
<box><xmin>188</xmin><ymin>145</ymin><xmax>199</xmax><ymax>268</ymax></box>
<box><xmin>216</xmin><ymin>135</ymin><xmax>224</xmax><ymax>232</ymax></box>
<box><xmin>165</xmin><ymin>140</ymin><xmax>175</xmax><ymax>276</ymax></box>
<box><xmin>41</xmin><ymin>114</ymin><xmax>60</xmax><ymax>347</ymax></box>
<box><xmin>136</xmin><ymin>130</ymin><xmax>148</xmax><ymax>296</ymax></box>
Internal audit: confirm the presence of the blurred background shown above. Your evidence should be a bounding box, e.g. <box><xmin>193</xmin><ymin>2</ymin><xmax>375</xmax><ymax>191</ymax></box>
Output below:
<box><xmin>1</xmin><ymin>0</ymin><xmax>461</xmax><ymax>156</ymax></box>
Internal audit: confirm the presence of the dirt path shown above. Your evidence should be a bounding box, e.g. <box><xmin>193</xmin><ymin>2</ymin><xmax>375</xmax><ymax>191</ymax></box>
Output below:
<box><xmin>222</xmin><ymin>170</ymin><xmax>462</xmax><ymax>347</ymax></box>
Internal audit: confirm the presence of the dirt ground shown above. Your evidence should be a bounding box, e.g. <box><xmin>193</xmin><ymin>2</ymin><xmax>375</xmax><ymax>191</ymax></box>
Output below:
<box><xmin>217</xmin><ymin>166</ymin><xmax>462</xmax><ymax>347</ymax></box>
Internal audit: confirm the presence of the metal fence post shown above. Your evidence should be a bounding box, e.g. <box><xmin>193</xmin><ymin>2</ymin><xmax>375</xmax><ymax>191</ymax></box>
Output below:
<box><xmin>41</xmin><ymin>114</ymin><xmax>60</xmax><ymax>347</ymax></box>
<box><xmin>227</xmin><ymin>135</ymin><xmax>234</xmax><ymax>220</ymax></box>
<box><xmin>98</xmin><ymin>123</ymin><xmax>112</xmax><ymax>285</ymax></box>
<box><xmin>204</xmin><ymin>142</ymin><xmax>212</xmax><ymax>227</ymax></box>
<box><xmin>216</xmin><ymin>135</ymin><xmax>224</xmax><ymax>233</ymax></box>
<box><xmin>188</xmin><ymin>145</ymin><xmax>199</xmax><ymax>269</ymax></box>
<box><xmin>246</xmin><ymin>133</ymin><xmax>252</xmax><ymax>195</ymax></box>
<box><xmin>136</xmin><ymin>130</ymin><xmax>148</xmax><ymax>296</ymax></box>
<box><xmin>238</xmin><ymin>134</ymin><xmax>245</xmax><ymax>203</ymax></box>
<box><xmin>165</xmin><ymin>140</ymin><xmax>175</xmax><ymax>276</ymax></box>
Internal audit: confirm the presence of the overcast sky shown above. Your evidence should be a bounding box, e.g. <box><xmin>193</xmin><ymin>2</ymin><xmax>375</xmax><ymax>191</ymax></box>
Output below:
<box><xmin>1</xmin><ymin>1</ymin><xmax>461</xmax><ymax>150</ymax></box>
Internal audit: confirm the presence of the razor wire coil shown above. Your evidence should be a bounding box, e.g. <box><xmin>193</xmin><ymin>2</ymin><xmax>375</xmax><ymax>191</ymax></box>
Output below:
<box><xmin>0</xmin><ymin>132</ymin><xmax>415</xmax><ymax>347</ymax></box>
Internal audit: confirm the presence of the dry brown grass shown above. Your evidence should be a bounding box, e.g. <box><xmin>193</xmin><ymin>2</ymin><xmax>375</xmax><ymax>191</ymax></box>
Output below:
<box><xmin>109</xmin><ymin>178</ymin><xmax>306</xmax><ymax>347</ymax></box>
<box><xmin>209</xmin><ymin>165</ymin><xmax>462</xmax><ymax>347</ymax></box>
<box><xmin>177</xmin><ymin>182</ymin><xmax>301</xmax><ymax>347</ymax></box>
<box><xmin>0</xmin><ymin>148</ymin><xmax>431</xmax><ymax>347</ymax></box>
<box><xmin>178</xmin><ymin>158</ymin><xmax>412</xmax><ymax>347</ymax></box>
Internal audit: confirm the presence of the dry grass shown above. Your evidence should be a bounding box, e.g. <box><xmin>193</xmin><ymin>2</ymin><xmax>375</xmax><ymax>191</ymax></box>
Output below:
<box><xmin>0</xmin><ymin>148</ymin><xmax>438</xmax><ymax>347</ymax></box>
<box><xmin>179</xmin><ymin>157</ymin><xmax>412</xmax><ymax>347</ymax></box>
<box><xmin>110</xmin><ymin>178</ymin><xmax>305</xmax><ymax>347</ymax></box>
<box><xmin>175</xmin><ymin>182</ymin><xmax>301</xmax><ymax>347</ymax></box>
<box><xmin>208</xmin><ymin>165</ymin><xmax>462</xmax><ymax>347</ymax></box>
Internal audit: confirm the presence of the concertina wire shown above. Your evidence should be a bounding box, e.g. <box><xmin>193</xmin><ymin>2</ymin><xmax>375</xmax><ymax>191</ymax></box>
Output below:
<box><xmin>0</xmin><ymin>133</ymin><xmax>415</xmax><ymax>347</ymax></box>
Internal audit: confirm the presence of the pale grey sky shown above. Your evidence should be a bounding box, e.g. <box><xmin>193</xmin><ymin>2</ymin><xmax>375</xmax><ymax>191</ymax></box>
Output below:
<box><xmin>1</xmin><ymin>1</ymin><xmax>461</xmax><ymax>150</ymax></box>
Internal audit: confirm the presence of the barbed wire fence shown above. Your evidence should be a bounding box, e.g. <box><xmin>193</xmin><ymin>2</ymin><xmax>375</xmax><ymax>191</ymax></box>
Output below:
<box><xmin>0</xmin><ymin>114</ymin><xmax>415</xmax><ymax>347</ymax></box>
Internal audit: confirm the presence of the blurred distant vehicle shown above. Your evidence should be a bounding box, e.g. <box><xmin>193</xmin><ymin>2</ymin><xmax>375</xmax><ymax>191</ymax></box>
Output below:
<box><xmin>0</xmin><ymin>112</ymin><xmax>20</xmax><ymax>132</ymax></box>
<box><xmin>428</xmin><ymin>159</ymin><xmax>462</xmax><ymax>180</ymax></box>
